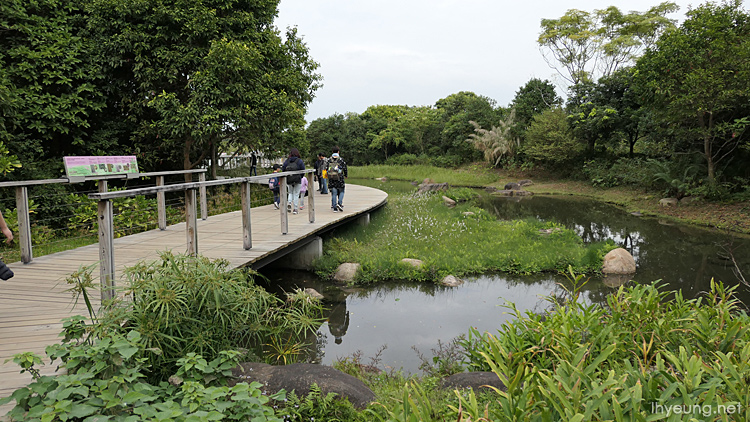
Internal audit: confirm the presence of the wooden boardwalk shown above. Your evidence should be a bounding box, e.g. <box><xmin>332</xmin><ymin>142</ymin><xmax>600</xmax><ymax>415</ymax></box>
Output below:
<box><xmin>0</xmin><ymin>184</ymin><xmax>387</xmax><ymax>406</ymax></box>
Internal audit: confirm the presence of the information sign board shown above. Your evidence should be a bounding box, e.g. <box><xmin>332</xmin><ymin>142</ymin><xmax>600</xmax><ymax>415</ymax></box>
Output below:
<box><xmin>63</xmin><ymin>156</ymin><xmax>139</xmax><ymax>178</ymax></box>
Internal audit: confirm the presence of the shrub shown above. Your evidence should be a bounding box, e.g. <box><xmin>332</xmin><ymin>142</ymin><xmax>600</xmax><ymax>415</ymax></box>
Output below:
<box><xmin>456</xmin><ymin>280</ymin><xmax>750</xmax><ymax>420</ymax></box>
<box><xmin>96</xmin><ymin>252</ymin><xmax>325</xmax><ymax>380</ymax></box>
<box><xmin>0</xmin><ymin>328</ymin><xmax>283</xmax><ymax>422</ymax></box>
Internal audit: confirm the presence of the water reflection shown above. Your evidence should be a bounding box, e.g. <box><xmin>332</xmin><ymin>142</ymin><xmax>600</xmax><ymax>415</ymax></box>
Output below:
<box><xmin>259</xmin><ymin>186</ymin><xmax>750</xmax><ymax>374</ymax></box>
<box><xmin>478</xmin><ymin>195</ymin><xmax>750</xmax><ymax>303</ymax></box>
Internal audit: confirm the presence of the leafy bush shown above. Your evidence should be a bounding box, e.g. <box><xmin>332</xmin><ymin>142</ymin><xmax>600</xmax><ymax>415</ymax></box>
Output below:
<box><xmin>429</xmin><ymin>154</ymin><xmax>463</xmax><ymax>168</ymax></box>
<box><xmin>67</xmin><ymin>187</ymin><xmax>182</xmax><ymax>237</ymax></box>
<box><xmin>523</xmin><ymin>108</ymin><xmax>584</xmax><ymax>165</ymax></box>
<box><xmin>0</xmin><ymin>328</ymin><xmax>283</xmax><ymax>422</ymax></box>
<box><xmin>385</xmin><ymin>153</ymin><xmax>420</xmax><ymax>166</ymax></box>
<box><xmin>96</xmin><ymin>252</ymin><xmax>325</xmax><ymax>380</ymax></box>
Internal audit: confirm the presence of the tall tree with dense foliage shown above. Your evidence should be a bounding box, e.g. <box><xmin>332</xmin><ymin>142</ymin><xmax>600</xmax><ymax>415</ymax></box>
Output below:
<box><xmin>538</xmin><ymin>3</ymin><xmax>678</xmax><ymax>87</ymax></box>
<box><xmin>510</xmin><ymin>78</ymin><xmax>562</xmax><ymax>142</ymax></box>
<box><xmin>85</xmin><ymin>0</ymin><xmax>321</xmax><ymax>175</ymax></box>
<box><xmin>636</xmin><ymin>0</ymin><xmax>750</xmax><ymax>183</ymax></box>
<box><xmin>435</xmin><ymin>91</ymin><xmax>500</xmax><ymax>163</ymax></box>
<box><xmin>0</xmin><ymin>0</ymin><xmax>106</xmax><ymax>179</ymax></box>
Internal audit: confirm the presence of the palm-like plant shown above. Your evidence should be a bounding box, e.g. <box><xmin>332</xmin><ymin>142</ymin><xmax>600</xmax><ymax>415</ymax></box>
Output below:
<box><xmin>467</xmin><ymin>109</ymin><xmax>519</xmax><ymax>167</ymax></box>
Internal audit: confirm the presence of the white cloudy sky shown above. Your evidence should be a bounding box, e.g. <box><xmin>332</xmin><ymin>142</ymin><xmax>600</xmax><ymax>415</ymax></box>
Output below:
<box><xmin>275</xmin><ymin>0</ymin><xmax>705</xmax><ymax>122</ymax></box>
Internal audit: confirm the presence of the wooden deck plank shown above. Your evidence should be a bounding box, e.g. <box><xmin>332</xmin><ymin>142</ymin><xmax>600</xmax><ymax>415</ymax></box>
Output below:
<box><xmin>0</xmin><ymin>184</ymin><xmax>386</xmax><ymax>410</ymax></box>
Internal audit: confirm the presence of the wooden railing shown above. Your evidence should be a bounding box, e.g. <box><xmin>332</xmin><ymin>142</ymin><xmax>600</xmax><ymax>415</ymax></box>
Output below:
<box><xmin>87</xmin><ymin>170</ymin><xmax>314</xmax><ymax>300</ymax></box>
<box><xmin>0</xmin><ymin>169</ymin><xmax>208</xmax><ymax>264</ymax></box>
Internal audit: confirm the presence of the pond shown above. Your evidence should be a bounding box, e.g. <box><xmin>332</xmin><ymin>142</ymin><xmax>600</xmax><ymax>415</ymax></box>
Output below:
<box><xmin>259</xmin><ymin>180</ymin><xmax>750</xmax><ymax>374</ymax></box>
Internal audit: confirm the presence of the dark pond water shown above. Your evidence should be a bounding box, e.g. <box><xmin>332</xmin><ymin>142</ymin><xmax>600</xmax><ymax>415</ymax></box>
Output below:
<box><xmin>260</xmin><ymin>181</ymin><xmax>750</xmax><ymax>374</ymax></box>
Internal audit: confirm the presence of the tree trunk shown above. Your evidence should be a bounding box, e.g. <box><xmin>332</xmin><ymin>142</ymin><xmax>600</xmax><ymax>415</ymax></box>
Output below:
<box><xmin>211</xmin><ymin>141</ymin><xmax>217</xmax><ymax>180</ymax></box>
<box><xmin>183</xmin><ymin>136</ymin><xmax>193</xmax><ymax>182</ymax></box>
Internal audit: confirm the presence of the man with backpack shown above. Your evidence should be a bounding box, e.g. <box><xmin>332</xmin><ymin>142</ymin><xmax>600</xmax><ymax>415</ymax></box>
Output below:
<box><xmin>326</xmin><ymin>147</ymin><xmax>348</xmax><ymax>212</ymax></box>
<box><xmin>282</xmin><ymin>148</ymin><xmax>305</xmax><ymax>215</ymax></box>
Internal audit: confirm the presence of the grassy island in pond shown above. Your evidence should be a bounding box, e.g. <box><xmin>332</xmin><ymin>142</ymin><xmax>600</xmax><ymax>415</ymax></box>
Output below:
<box><xmin>314</xmin><ymin>188</ymin><xmax>612</xmax><ymax>284</ymax></box>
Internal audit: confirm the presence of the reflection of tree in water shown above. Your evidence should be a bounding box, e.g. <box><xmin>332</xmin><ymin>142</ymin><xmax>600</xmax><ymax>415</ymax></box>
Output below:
<box><xmin>481</xmin><ymin>195</ymin><xmax>750</xmax><ymax>303</ymax></box>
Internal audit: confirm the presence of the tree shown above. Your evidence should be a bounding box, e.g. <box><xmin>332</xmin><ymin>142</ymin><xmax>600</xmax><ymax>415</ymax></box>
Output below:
<box><xmin>594</xmin><ymin>67</ymin><xmax>648</xmax><ymax>156</ymax></box>
<box><xmin>636</xmin><ymin>0</ymin><xmax>750</xmax><ymax>183</ymax></box>
<box><xmin>566</xmin><ymin>81</ymin><xmax>618</xmax><ymax>154</ymax></box>
<box><xmin>434</xmin><ymin>91</ymin><xmax>500</xmax><ymax>163</ymax></box>
<box><xmin>524</xmin><ymin>108</ymin><xmax>584</xmax><ymax>164</ymax></box>
<box><xmin>362</xmin><ymin>105</ymin><xmax>409</xmax><ymax>160</ymax></box>
<box><xmin>510</xmin><ymin>78</ymin><xmax>562</xmax><ymax>142</ymax></box>
<box><xmin>0</xmin><ymin>0</ymin><xmax>106</xmax><ymax>179</ymax></box>
<box><xmin>538</xmin><ymin>3</ymin><xmax>678</xmax><ymax>87</ymax></box>
<box><xmin>85</xmin><ymin>0</ymin><xmax>321</xmax><ymax>176</ymax></box>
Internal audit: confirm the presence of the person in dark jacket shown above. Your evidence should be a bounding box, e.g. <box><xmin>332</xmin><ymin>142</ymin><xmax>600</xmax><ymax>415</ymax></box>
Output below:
<box><xmin>326</xmin><ymin>147</ymin><xmax>348</xmax><ymax>212</ymax></box>
<box><xmin>268</xmin><ymin>164</ymin><xmax>281</xmax><ymax>209</ymax></box>
<box><xmin>281</xmin><ymin>148</ymin><xmax>305</xmax><ymax>214</ymax></box>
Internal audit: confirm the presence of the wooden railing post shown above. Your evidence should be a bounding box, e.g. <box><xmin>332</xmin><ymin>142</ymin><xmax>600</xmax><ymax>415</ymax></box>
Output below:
<box><xmin>185</xmin><ymin>188</ymin><xmax>198</xmax><ymax>255</ymax></box>
<box><xmin>15</xmin><ymin>186</ymin><xmax>33</xmax><ymax>263</ymax></box>
<box><xmin>306</xmin><ymin>172</ymin><xmax>315</xmax><ymax>223</ymax></box>
<box><xmin>241</xmin><ymin>181</ymin><xmax>252</xmax><ymax>250</ymax></box>
<box><xmin>97</xmin><ymin>208</ymin><xmax>115</xmax><ymax>303</ymax></box>
<box><xmin>199</xmin><ymin>172</ymin><xmax>208</xmax><ymax>220</ymax></box>
<box><xmin>97</xmin><ymin>181</ymin><xmax>116</xmax><ymax>301</ymax></box>
<box><xmin>280</xmin><ymin>176</ymin><xmax>288</xmax><ymax>235</ymax></box>
<box><xmin>156</xmin><ymin>175</ymin><xmax>166</xmax><ymax>230</ymax></box>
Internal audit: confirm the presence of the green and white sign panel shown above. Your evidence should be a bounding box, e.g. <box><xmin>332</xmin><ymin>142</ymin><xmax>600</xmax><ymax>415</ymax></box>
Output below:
<box><xmin>64</xmin><ymin>156</ymin><xmax>139</xmax><ymax>178</ymax></box>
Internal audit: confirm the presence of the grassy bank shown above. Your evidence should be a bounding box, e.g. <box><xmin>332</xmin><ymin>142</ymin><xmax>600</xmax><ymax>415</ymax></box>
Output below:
<box><xmin>520</xmin><ymin>178</ymin><xmax>750</xmax><ymax>235</ymax></box>
<box><xmin>351</xmin><ymin>164</ymin><xmax>750</xmax><ymax>235</ymax></box>
<box><xmin>314</xmin><ymin>189</ymin><xmax>612</xmax><ymax>283</ymax></box>
<box><xmin>352</xmin><ymin>164</ymin><xmax>499</xmax><ymax>186</ymax></box>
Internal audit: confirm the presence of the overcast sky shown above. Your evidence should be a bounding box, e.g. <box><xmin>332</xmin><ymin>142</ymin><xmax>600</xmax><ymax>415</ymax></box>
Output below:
<box><xmin>275</xmin><ymin>0</ymin><xmax>711</xmax><ymax>123</ymax></box>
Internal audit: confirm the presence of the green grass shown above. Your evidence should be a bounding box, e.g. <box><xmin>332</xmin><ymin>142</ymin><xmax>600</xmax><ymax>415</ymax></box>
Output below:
<box><xmin>350</xmin><ymin>164</ymin><xmax>499</xmax><ymax>186</ymax></box>
<box><xmin>314</xmin><ymin>190</ymin><xmax>612</xmax><ymax>283</ymax></box>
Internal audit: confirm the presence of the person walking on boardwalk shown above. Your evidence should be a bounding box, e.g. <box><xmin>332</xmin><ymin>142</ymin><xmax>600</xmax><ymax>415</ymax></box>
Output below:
<box><xmin>299</xmin><ymin>173</ymin><xmax>308</xmax><ymax>210</ymax></box>
<box><xmin>282</xmin><ymin>148</ymin><xmax>305</xmax><ymax>215</ymax></box>
<box><xmin>0</xmin><ymin>209</ymin><xmax>14</xmax><ymax>280</ymax></box>
<box><xmin>314</xmin><ymin>152</ymin><xmax>328</xmax><ymax>194</ymax></box>
<box><xmin>250</xmin><ymin>152</ymin><xmax>258</xmax><ymax>176</ymax></box>
<box><xmin>268</xmin><ymin>164</ymin><xmax>281</xmax><ymax>209</ymax></box>
<box><xmin>326</xmin><ymin>147</ymin><xmax>348</xmax><ymax>212</ymax></box>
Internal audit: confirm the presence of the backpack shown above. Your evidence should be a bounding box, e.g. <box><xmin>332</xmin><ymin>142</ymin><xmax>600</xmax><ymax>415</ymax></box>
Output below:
<box><xmin>328</xmin><ymin>158</ymin><xmax>342</xmax><ymax>181</ymax></box>
<box><xmin>268</xmin><ymin>176</ymin><xmax>279</xmax><ymax>190</ymax></box>
<box><xmin>286</xmin><ymin>159</ymin><xmax>301</xmax><ymax>184</ymax></box>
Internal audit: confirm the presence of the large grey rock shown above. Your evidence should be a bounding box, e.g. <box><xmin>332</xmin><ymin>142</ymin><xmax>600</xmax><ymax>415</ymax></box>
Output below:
<box><xmin>659</xmin><ymin>198</ymin><xmax>678</xmax><ymax>207</ymax></box>
<box><xmin>504</xmin><ymin>182</ymin><xmax>521</xmax><ymax>190</ymax></box>
<box><xmin>401</xmin><ymin>258</ymin><xmax>424</xmax><ymax>268</ymax></box>
<box><xmin>601</xmin><ymin>248</ymin><xmax>636</xmax><ymax>274</ymax></box>
<box><xmin>441</xmin><ymin>275</ymin><xmax>463</xmax><ymax>287</ymax></box>
<box><xmin>231</xmin><ymin>362</ymin><xmax>375</xmax><ymax>409</ymax></box>
<box><xmin>440</xmin><ymin>371</ymin><xmax>506</xmax><ymax>392</ymax></box>
<box><xmin>333</xmin><ymin>263</ymin><xmax>361</xmax><ymax>282</ymax></box>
